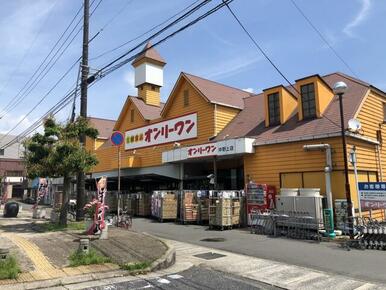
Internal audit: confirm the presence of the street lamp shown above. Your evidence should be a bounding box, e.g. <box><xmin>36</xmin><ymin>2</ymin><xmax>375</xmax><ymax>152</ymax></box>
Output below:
<box><xmin>333</xmin><ymin>81</ymin><xmax>354</xmax><ymax>238</ymax></box>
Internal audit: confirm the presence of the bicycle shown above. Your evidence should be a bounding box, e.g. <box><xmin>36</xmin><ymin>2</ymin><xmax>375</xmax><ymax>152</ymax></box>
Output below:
<box><xmin>112</xmin><ymin>209</ymin><xmax>132</xmax><ymax>230</ymax></box>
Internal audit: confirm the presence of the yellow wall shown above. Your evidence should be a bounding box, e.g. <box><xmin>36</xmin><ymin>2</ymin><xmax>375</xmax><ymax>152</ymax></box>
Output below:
<box><xmin>296</xmin><ymin>76</ymin><xmax>334</xmax><ymax>120</ymax></box>
<box><xmin>356</xmin><ymin>90</ymin><xmax>386</xmax><ymax>181</ymax></box>
<box><xmin>92</xmin><ymin>76</ymin><xmax>240</xmax><ymax>172</ymax></box>
<box><xmin>214</xmin><ymin>105</ymin><xmax>240</xmax><ymax>135</ymax></box>
<box><xmin>138</xmin><ymin>83</ymin><xmax>161</xmax><ymax>107</ymax></box>
<box><xmin>264</xmin><ymin>86</ymin><xmax>298</xmax><ymax>127</ymax></box>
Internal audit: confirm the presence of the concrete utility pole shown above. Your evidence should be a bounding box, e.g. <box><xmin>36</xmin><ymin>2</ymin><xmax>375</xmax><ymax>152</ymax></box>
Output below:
<box><xmin>76</xmin><ymin>0</ymin><xmax>89</xmax><ymax>221</ymax></box>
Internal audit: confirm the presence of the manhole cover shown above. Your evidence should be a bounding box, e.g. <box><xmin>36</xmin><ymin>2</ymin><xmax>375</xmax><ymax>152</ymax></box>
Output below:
<box><xmin>200</xmin><ymin>237</ymin><xmax>226</xmax><ymax>242</ymax></box>
<box><xmin>194</xmin><ymin>252</ymin><xmax>226</xmax><ymax>260</ymax></box>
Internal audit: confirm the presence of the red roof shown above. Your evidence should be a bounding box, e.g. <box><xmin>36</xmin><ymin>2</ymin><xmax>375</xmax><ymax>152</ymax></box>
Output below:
<box><xmin>131</xmin><ymin>42</ymin><xmax>166</xmax><ymax>66</ymax></box>
<box><xmin>183</xmin><ymin>72</ymin><xmax>251</xmax><ymax>109</ymax></box>
<box><xmin>129</xmin><ymin>96</ymin><xmax>164</xmax><ymax>120</ymax></box>
<box><xmin>88</xmin><ymin>117</ymin><xmax>116</xmax><ymax>139</ymax></box>
<box><xmin>215</xmin><ymin>72</ymin><xmax>371</xmax><ymax>143</ymax></box>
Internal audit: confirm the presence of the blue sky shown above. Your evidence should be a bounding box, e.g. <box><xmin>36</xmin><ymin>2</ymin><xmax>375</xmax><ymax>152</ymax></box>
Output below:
<box><xmin>0</xmin><ymin>0</ymin><xmax>385</xmax><ymax>136</ymax></box>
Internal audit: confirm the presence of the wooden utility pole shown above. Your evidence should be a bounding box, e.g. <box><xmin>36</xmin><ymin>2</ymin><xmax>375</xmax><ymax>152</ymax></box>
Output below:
<box><xmin>76</xmin><ymin>0</ymin><xmax>89</xmax><ymax>221</ymax></box>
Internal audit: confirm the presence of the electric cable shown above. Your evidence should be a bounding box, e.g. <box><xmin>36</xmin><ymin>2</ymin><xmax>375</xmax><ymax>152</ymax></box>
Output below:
<box><xmin>290</xmin><ymin>0</ymin><xmax>358</xmax><ymax>78</ymax></box>
<box><xmin>222</xmin><ymin>1</ymin><xmax>342</xmax><ymax>130</ymax></box>
<box><xmin>0</xmin><ymin>0</ymin><xmax>230</xmax><ymax>149</ymax></box>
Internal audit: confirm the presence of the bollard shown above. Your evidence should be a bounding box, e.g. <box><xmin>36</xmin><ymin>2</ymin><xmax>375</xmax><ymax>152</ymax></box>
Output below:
<box><xmin>79</xmin><ymin>238</ymin><xmax>90</xmax><ymax>254</ymax></box>
<box><xmin>0</xmin><ymin>248</ymin><xmax>10</xmax><ymax>260</ymax></box>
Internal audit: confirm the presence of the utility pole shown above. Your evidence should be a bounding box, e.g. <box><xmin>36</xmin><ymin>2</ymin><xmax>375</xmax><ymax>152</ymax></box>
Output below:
<box><xmin>76</xmin><ymin>0</ymin><xmax>89</xmax><ymax>221</ymax></box>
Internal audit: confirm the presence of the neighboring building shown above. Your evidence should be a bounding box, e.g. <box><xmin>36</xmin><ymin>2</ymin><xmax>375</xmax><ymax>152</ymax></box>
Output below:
<box><xmin>0</xmin><ymin>134</ymin><xmax>26</xmax><ymax>199</ymax></box>
<box><xmin>87</xmin><ymin>42</ymin><xmax>386</xmax><ymax>217</ymax></box>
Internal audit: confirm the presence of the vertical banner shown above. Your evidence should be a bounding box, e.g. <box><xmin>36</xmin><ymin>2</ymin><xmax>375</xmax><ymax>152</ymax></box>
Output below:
<box><xmin>93</xmin><ymin>176</ymin><xmax>107</xmax><ymax>234</ymax></box>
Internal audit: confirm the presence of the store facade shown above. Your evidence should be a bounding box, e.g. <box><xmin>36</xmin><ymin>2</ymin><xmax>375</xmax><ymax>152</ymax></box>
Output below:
<box><xmin>88</xmin><ymin>43</ymin><xmax>386</xmax><ymax>216</ymax></box>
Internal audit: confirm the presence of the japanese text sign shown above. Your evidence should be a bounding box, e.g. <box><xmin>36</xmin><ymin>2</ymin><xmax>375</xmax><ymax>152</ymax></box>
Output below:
<box><xmin>125</xmin><ymin>113</ymin><xmax>197</xmax><ymax>150</ymax></box>
<box><xmin>187</xmin><ymin>143</ymin><xmax>235</xmax><ymax>158</ymax></box>
<box><xmin>358</xmin><ymin>182</ymin><xmax>386</xmax><ymax>209</ymax></box>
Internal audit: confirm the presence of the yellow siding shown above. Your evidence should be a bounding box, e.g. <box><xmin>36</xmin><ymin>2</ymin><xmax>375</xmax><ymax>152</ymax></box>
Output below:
<box><xmin>85</xmin><ymin>137</ymin><xmax>94</xmax><ymax>152</ymax></box>
<box><xmin>138</xmin><ymin>83</ymin><xmax>161</xmax><ymax>107</ymax></box>
<box><xmin>94</xmin><ymin>138</ymin><xmax>106</xmax><ymax>150</ymax></box>
<box><xmin>280</xmin><ymin>88</ymin><xmax>297</xmax><ymax>124</ymax></box>
<box><xmin>356</xmin><ymin>90</ymin><xmax>386</xmax><ymax>181</ymax></box>
<box><xmin>296</xmin><ymin>76</ymin><xmax>334</xmax><ymax>120</ymax></box>
<box><xmin>244</xmin><ymin>137</ymin><xmax>345</xmax><ymax>188</ymax></box>
<box><xmin>214</xmin><ymin>105</ymin><xmax>240</xmax><ymax>135</ymax></box>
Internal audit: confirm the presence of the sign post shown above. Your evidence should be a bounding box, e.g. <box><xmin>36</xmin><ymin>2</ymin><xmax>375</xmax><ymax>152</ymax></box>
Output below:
<box><xmin>350</xmin><ymin>146</ymin><xmax>361</xmax><ymax>217</ymax></box>
<box><xmin>111</xmin><ymin>131</ymin><xmax>124</xmax><ymax>224</ymax></box>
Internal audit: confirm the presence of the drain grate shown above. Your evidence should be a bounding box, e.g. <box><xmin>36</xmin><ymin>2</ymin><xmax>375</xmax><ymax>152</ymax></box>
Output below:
<box><xmin>194</xmin><ymin>252</ymin><xmax>226</xmax><ymax>260</ymax></box>
<box><xmin>200</xmin><ymin>237</ymin><xmax>226</xmax><ymax>242</ymax></box>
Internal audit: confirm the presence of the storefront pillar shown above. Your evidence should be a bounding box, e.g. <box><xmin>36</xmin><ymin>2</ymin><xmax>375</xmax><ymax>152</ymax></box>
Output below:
<box><xmin>213</xmin><ymin>157</ymin><xmax>218</xmax><ymax>190</ymax></box>
<box><xmin>179</xmin><ymin>163</ymin><xmax>184</xmax><ymax>190</ymax></box>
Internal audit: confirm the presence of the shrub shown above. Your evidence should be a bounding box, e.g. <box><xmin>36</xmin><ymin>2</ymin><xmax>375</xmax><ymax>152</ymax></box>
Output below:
<box><xmin>69</xmin><ymin>250</ymin><xmax>110</xmax><ymax>267</ymax></box>
<box><xmin>121</xmin><ymin>261</ymin><xmax>150</xmax><ymax>271</ymax></box>
<box><xmin>0</xmin><ymin>256</ymin><xmax>21</xmax><ymax>280</ymax></box>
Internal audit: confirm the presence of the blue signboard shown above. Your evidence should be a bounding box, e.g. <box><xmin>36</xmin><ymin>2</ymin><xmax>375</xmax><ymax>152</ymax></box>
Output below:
<box><xmin>358</xmin><ymin>182</ymin><xmax>386</xmax><ymax>209</ymax></box>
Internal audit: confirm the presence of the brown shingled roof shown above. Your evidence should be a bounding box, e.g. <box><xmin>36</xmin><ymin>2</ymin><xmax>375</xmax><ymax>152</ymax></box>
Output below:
<box><xmin>215</xmin><ymin>72</ymin><xmax>371</xmax><ymax>143</ymax></box>
<box><xmin>183</xmin><ymin>72</ymin><xmax>251</xmax><ymax>109</ymax></box>
<box><xmin>88</xmin><ymin>117</ymin><xmax>116</xmax><ymax>139</ymax></box>
<box><xmin>130</xmin><ymin>96</ymin><xmax>164</xmax><ymax>120</ymax></box>
<box><xmin>131</xmin><ymin>42</ymin><xmax>166</xmax><ymax>67</ymax></box>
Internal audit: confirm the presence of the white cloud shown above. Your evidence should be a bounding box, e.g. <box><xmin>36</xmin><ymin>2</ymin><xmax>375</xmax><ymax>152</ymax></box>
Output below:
<box><xmin>0</xmin><ymin>113</ymin><xmax>35</xmax><ymax>135</ymax></box>
<box><xmin>343</xmin><ymin>0</ymin><xmax>371</xmax><ymax>37</ymax></box>
<box><xmin>198</xmin><ymin>54</ymin><xmax>262</xmax><ymax>81</ymax></box>
<box><xmin>123</xmin><ymin>70</ymin><xmax>136</xmax><ymax>95</ymax></box>
<box><xmin>242</xmin><ymin>88</ymin><xmax>254</xmax><ymax>93</ymax></box>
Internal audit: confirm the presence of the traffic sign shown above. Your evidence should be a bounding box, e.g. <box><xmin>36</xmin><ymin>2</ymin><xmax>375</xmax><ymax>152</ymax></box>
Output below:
<box><xmin>111</xmin><ymin>131</ymin><xmax>124</xmax><ymax>146</ymax></box>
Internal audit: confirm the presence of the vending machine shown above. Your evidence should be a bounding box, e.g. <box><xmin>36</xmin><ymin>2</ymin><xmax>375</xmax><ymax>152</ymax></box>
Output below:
<box><xmin>246</xmin><ymin>183</ymin><xmax>276</xmax><ymax>225</ymax></box>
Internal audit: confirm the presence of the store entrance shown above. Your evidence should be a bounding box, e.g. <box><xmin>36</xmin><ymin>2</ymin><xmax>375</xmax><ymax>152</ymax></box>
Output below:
<box><xmin>183</xmin><ymin>157</ymin><xmax>244</xmax><ymax>190</ymax></box>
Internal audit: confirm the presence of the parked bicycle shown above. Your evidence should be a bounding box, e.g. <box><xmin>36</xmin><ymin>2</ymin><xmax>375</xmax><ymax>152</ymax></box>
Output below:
<box><xmin>112</xmin><ymin>208</ymin><xmax>132</xmax><ymax>230</ymax></box>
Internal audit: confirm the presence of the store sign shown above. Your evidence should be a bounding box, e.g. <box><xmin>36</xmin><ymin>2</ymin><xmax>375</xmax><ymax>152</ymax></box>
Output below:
<box><xmin>125</xmin><ymin>113</ymin><xmax>197</xmax><ymax>150</ymax></box>
<box><xmin>358</xmin><ymin>182</ymin><xmax>386</xmax><ymax>209</ymax></box>
<box><xmin>187</xmin><ymin>142</ymin><xmax>236</xmax><ymax>158</ymax></box>
<box><xmin>162</xmin><ymin>138</ymin><xmax>255</xmax><ymax>163</ymax></box>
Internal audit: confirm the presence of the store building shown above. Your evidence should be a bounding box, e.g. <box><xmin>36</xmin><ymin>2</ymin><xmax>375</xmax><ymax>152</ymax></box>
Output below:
<box><xmin>88</xmin><ymin>43</ymin><xmax>386</xmax><ymax>215</ymax></box>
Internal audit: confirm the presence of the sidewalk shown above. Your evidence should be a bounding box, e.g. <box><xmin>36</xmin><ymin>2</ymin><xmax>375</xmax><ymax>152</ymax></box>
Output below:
<box><xmin>0</xmin><ymin>209</ymin><xmax>171</xmax><ymax>288</ymax></box>
<box><xmin>168</xmin><ymin>239</ymin><xmax>386</xmax><ymax>290</ymax></box>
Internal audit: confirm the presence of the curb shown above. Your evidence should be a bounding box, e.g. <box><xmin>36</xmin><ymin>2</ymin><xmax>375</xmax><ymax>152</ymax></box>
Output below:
<box><xmin>2</xmin><ymin>233</ymin><xmax>176</xmax><ymax>290</ymax></box>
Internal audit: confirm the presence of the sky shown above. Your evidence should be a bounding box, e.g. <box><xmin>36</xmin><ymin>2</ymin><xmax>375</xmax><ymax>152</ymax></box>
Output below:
<box><xmin>0</xmin><ymin>0</ymin><xmax>385</xmax><ymax>139</ymax></box>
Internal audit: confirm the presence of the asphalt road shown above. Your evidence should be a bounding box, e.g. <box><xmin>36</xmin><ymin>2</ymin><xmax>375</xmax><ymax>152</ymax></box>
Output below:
<box><xmin>132</xmin><ymin>217</ymin><xmax>386</xmax><ymax>284</ymax></box>
<box><xmin>85</xmin><ymin>266</ymin><xmax>280</xmax><ymax>290</ymax></box>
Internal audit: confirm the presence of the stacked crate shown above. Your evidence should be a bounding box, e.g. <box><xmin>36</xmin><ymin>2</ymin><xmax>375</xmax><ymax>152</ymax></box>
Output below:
<box><xmin>152</xmin><ymin>191</ymin><xmax>178</xmax><ymax>222</ymax></box>
<box><xmin>138</xmin><ymin>193</ymin><xmax>151</xmax><ymax>216</ymax></box>
<box><xmin>198</xmin><ymin>197</ymin><xmax>209</xmax><ymax>223</ymax></box>
<box><xmin>232</xmin><ymin>200</ymin><xmax>241</xmax><ymax>226</ymax></box>
<box><xmin>124</xmin><ymin>194</ymin><xmax>139</xmax><ymax>216</ymax></box>
<box><xmin>181</xmin><ymin>191</ymin><xmax>198</xmax><ymax>223</ymax></box>
<box><xmin>209</xmin><ymin>197</ymin><xmax>232</xmax><ymax>229</ymax></box>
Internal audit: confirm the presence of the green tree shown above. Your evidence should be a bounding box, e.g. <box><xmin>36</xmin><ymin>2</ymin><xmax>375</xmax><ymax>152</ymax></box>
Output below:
<box><xmin>24</xmin><ymin>117</ymin><xmax>98</xmax><ymax>226</ymax></box>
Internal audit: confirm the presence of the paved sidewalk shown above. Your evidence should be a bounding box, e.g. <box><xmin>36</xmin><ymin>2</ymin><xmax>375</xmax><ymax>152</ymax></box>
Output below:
<box><xmin>168</xmin><ymin>240</ymin><xmax>386</xmax><ymax>290</ymax></box>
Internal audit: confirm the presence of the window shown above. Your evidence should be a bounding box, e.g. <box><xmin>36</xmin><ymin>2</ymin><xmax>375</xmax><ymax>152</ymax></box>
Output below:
<box><xmin>130</xmin><ymin>109</ymin><xmax>135</xmax><ymax>123</ymax></box>
<box><xmin>301</xmin><ymin>83</ymin><xmax>316</xmax><ymax>119</ymax></box>
<box><xmin>183</xmin><ymin>90</ymin><xmax>189</xmax><ymax>107</ymax></box>
<box><xmin>268</xmin><ymin>92</ymin><xmax>280</xmax><ymax>125</ymax></box>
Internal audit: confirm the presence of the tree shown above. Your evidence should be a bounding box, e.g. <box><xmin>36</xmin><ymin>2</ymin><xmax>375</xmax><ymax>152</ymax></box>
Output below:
<box><xmin>24</xmin><ymin>117</ymin><xmax>98</xmax><ymax>226</ymax></box>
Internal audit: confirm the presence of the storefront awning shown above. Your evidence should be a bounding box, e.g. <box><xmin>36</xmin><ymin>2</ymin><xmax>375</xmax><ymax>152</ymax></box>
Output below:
<box><xmin>162</xmin><ymin>138</ymin><xmax>255</xmax><ymax>163</ymax></box>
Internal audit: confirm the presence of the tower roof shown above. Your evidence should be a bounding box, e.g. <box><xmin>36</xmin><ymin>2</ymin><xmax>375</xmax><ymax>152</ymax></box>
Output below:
<box><xmin>131</xmin><ymin>42</ymin><xmax>166</xmax><ymax>67</ymax></box>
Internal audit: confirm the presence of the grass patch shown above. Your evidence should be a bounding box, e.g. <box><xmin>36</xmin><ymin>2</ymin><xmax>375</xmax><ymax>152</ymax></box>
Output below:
<box><xmin>69</xmin><ymin>250</ymin><xmax>111</xmax><ymax>267</ymax></box>
<box><xmin>121</xmin><ymin>261</ymin><xmax>151</xmax><ymax>271</ymax></box>
<box><xmin>0</xmin><ymin>256</ymin><xmax>21</xmax><ymax>280</ymax></box>
<box><xmin>40</xmin><ymin>221</ymin><xmax>85</xmax><ymax>232</ymax></box>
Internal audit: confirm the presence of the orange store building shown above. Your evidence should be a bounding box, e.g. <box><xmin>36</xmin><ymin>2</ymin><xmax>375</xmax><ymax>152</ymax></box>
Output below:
<box><xmin>87</xmin><ymin>43</ymin><xmax>386</xmax><ymax>214</ymax></box>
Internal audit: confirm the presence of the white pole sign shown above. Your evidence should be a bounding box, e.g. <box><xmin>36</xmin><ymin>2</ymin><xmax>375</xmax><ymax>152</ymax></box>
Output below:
<box><xmin>125</xmin><ymin>113</ymin><xmax>197</xmax><ymax>150</ymax></box>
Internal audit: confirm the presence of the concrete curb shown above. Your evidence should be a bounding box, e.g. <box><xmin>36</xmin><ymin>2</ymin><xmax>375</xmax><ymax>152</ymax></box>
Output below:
<box><xmin>2</xmin><ymin>233</ymin><xmax>176</xmax><ymax>290</ymax></box>
<box><xmin>142</xmin><ymin>232</ymin><xmax>176</xmax><ymax>272</ymax></box>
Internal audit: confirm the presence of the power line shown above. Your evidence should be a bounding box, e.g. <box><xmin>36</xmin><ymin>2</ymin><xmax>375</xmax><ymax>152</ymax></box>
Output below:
<box><xmin>90</xmin><ymin>0</ymin><xmax>201</xmax><ymax>61</ymax></box>
<box><xmin>0</xmin><ymin>3</ymin><xmax>84</xmax><ymax>118</ymax></box>
<box><xmin>0</xmin><ymin>0</ymin><xmax>60</xmax><ymax>99</ymax></box>
<box><xmin>222</xmin><ymin>1</ymin><xmax>342</xmax><ymax>130</ymax></box>
<box><xmin>0</xmin><ymin>0</ymin><xmax>103</xmax><ymax>119</ymax></box>
<box><xmin>0</xmin><ymin>0</ymin><xmax>104</xmax><ymax>143</ymax></box>
<box><xmin>289</xmin><ymin>0</ymin><xmax>358</xmax><ymax>78</ymax></box>
<box><xmin>0</xmin><ymin>0</ymin><xmax>231</xmax><ymax>149</ymax></box>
